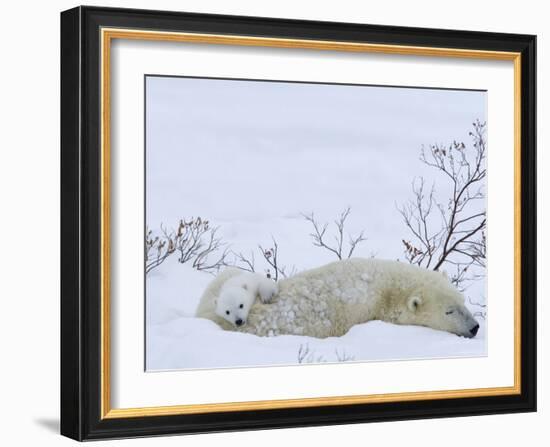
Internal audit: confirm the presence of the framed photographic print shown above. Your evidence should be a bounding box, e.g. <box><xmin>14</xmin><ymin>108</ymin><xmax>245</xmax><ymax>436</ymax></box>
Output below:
<box><xmin>60</xmin><ymin>6</ymin><xmax>536</xmax><ymax>441</ymax></box>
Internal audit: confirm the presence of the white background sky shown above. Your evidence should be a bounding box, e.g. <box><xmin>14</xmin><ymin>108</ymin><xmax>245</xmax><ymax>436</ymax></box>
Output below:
<box><xmin>146</xmin><ymin>76</ymin><xmax>486</xmax><ymax>271</ymax></box>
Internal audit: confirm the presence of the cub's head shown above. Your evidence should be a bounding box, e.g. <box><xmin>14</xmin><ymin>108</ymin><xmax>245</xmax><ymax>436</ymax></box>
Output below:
<box><xmin>215</xmin><ymin>285</ymin><xmax>253</xmax><ymax>327</ymax></box>
<box><xmin>397</xmin><ymin>271</ymin><xmax>480</xmax><ymax>338</ymax></box>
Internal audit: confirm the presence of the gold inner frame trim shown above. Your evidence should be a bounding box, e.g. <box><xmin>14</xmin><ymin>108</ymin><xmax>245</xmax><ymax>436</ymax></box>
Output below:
<box><xmin>100</xmin><ymin>27</ymin><xmax>522</xmax><ymax>419</ymax></box>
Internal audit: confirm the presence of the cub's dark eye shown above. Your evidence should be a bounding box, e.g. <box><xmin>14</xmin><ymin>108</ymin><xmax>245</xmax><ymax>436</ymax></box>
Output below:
<box><xmin>225</xmin><ymin>310</ymin><xmax>230</xmax><ymax>315</ymax></box>
<box><xmin>239</xmin><ymin>304</ymin><xmax>244</xmax><ymax>309</ymax></box>
<box><xmin>445</xmin><ymin>310</ymin><xmax>454</xmax><ymax>315</ymax></box>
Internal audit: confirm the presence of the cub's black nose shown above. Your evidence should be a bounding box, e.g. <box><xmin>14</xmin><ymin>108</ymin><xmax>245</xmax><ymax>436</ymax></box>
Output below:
<box><xmin>470</xmin><ymin>324</ymin><xmax>480</xmax><ymax>337</ymax></box>
<box><xmin>235</xmin><ymin>319</ymin><xmax>243</xmax><ymax>326</ymax></box>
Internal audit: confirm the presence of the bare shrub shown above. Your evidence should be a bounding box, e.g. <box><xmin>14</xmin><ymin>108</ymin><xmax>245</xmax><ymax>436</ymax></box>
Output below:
<box><xmin>230</xmin><ymin>208</ymin><xmax>367</xmax><ymax>279</ymax></box>
<box><xmin>468</xmin><ymin>297</ymin><xmax>487</xmax><ymax>320</ymax></box>
<box><xmin>230</xmin><ymin>250</ymin><xmax>256</xmax><ymax>273</ymax></box>
<box><xmin>145</xmin><ymin>226</ymin><xmax>176</xmax><ymax>274</ymax></box>
<box><xmin>335</xmin><ymin>349</ymin><xmax>356</xmax><ymax>362</ymax></box>
<box><xmin>146</xmin><ymin>217</ymin><xmax>230</xmax><ymax>275</ymax></box>
<box><xmin>297</xmin><ymin>344</ymin><xmax>356</xmax><ymax>364</ymax></box>
<box><xmin>297</xmin><ymin>344</ymin><xmax>326</xmax><ymax>364</ymax></box>
<box><xmin>231</xmin><ymin>237</ymin><xmax>296</xmax><ymax>281</ymax></box>
<box><xmin>303</xmin><ymin>207</ymin><xmax>367</xmax><ymax>260</ymax></box>
<box><xmin>259</xmin><ymin>238</ymin><xmax>297</xmax><ymax>280</ymax></box>
<box><xmin>398</xmin><ymin>120</ymin><xmax>487</xmax><ymax>289</ymax></box>
<box><xmin>148</xmin><ymin>208</ymin><xmax>366</xmax><ymax>279</ymax></box>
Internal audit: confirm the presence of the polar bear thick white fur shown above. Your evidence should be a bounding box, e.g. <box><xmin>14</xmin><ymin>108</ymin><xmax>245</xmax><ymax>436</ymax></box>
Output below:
<box><xmin>214</xmin><ymin>272</ymin><xmax>278</xmax><ymax>327</ymax></box>
<box><xmin>196</xmin><ymin>258</ymin><xmax>480</xmax><ymax>338</ymax></box>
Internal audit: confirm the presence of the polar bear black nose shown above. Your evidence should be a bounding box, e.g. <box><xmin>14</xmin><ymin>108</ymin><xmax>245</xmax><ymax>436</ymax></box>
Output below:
<box><xmin>470</xmin><ymin>324</ymin><xmax>480</xmax><ymax>337</ymax></box>
<box><xmin>235</xmin><ymin>319</ymin><xmax>243</xmax><ymax>326</ymax></box>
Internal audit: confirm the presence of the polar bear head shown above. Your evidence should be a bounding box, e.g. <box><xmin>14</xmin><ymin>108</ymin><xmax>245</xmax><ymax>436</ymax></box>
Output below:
<box><xmin>393</xmin><ymin>273</ymin><xmax>480</xmax><ymax>338</ymax></box>
<box><xmin>215</xmin><ymin>285</ymin><xmax>254</xmax><ymax>327</ymax></box>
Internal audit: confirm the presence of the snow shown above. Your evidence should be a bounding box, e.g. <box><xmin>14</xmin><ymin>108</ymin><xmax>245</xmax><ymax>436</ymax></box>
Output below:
<box><xmin>145</xmin><ymin>76</ymin><xmax>487</xmax><ymax>371</ymax></box>
<box><xmin>147</xmin><ymin>317</ymin><xmax>486</xmax><ymax>371</ymax></box>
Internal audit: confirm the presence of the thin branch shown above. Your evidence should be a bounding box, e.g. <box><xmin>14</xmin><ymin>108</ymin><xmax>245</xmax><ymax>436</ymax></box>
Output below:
<box><xmin>398</xmin><ymin>120</ymin><xmax>487</xmax><ymax>288</ymax></box>
<box><xmin>259</xmin><ymin>237</ymin><xmax>295</xmax><ymax>281</ymax></box>
<box><xmin>230</xmin><ymin>250</ymin><xmax>256</xmax><ymax>273</ymax></box>
<box><xmin>145</xmin><ymin>226</ymin><xmax>176</xmax><ymax>273</ymax></box>
<box><xmin>303</xmin><ymin>207</ymin><xmax>367</xmax><ymax>260</ymax></box>
<box><xmin>145</xmin><ymin>217</ymin><xmax>230</xmax><ymax>275</ymax></box>
<box><xmin>335</xmin><ymin>349</ymin><xmax>356</xmax><ymax>362</ymax></box>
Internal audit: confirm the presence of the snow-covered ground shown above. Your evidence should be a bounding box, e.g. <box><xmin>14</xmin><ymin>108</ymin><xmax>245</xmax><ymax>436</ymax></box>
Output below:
<box><xmin>145</xmin><ymin>76</ymin><xmax>487</xmax><ymax>371</ymax></box>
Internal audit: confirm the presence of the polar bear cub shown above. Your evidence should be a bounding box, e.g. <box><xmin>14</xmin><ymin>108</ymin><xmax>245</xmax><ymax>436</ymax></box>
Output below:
<box><xmin>215</xmin><ymin>272</ymin><xmax>278</xmax><ymax>327</ymax></box>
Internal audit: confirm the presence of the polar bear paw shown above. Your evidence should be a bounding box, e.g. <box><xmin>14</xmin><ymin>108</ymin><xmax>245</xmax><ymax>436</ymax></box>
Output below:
<box><xmin>258</xmin><ymin>278</ymin><xmax>278</xmax><ymax>304</ymax></box>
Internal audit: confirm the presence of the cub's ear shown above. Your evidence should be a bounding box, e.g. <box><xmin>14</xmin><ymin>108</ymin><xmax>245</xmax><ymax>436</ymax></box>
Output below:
<box><xmin>241</xmin><ymin>283</ymin><xmax>248</xmax><ymax>290</ymax></box>
<box><xmin>407</xmin><ymin>295</ymin><xmax>422</xmax><ymax>312</ymax></box>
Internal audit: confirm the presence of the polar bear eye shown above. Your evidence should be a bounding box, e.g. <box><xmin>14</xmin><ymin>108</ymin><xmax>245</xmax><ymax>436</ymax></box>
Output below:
<box><xmin>225</xmin><ymin>310</ymin><xmax>230</xmax><ymax>315</ymax></box>
<box><xmin>445</xmin><ymin>310</ymin><xmax>454</xmax><ymax>315</ymax></box>
<box><xmin>239</xmin><ymin>304</ymin><xmax>244</xmax><ymax>309</ymax></box>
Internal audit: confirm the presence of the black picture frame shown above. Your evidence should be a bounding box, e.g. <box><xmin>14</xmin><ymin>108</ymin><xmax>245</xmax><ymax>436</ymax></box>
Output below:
<box><xmin>61</xmin><ymin>5</ymin><xmax>536</xmax><ymax>441</ymax></box>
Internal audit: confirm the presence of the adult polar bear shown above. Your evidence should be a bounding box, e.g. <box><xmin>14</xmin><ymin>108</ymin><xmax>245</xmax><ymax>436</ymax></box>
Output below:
<box><xmin>196</xmin><ymin>258</ymin><xmax>480</xmax><ymax>339</ymax></box>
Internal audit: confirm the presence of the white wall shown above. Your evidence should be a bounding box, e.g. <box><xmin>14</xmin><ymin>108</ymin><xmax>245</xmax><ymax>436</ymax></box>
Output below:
<box><xmin>0</xmin><ymin>0</ymin><xmax>545</xmax><ymax>445</ymax></box>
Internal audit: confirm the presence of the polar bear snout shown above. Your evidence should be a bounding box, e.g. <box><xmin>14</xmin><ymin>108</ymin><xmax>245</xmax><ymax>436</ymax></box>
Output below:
<box><xmin>235</xmin><ymin>318</ymin><xmax>244</xmax><ymax>327</ymax></box>
<box><xmin>468</xmin><ymin>323</ymin><xmax>480</xmax><ymax>338</ymax></box>
<box><xmin>454</xmin><ymin>309</ymin><xmax>480</xmax><ymax>338</ymax></box>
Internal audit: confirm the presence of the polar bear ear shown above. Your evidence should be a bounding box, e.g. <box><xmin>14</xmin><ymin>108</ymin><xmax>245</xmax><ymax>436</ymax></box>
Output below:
<box><xmin>407</xmin><ymin>295</ymin><xmax>423</xmax><ymax>312</ymax></box>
